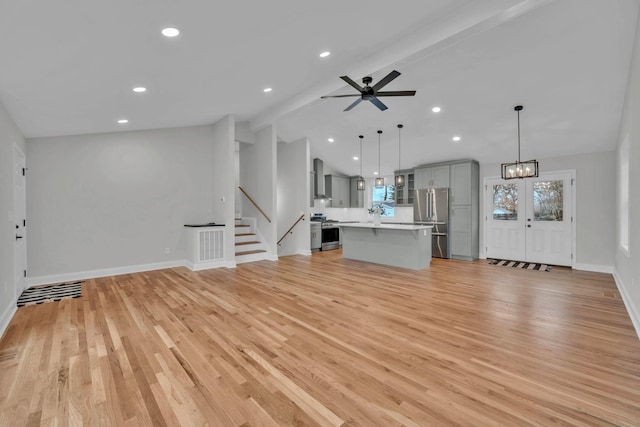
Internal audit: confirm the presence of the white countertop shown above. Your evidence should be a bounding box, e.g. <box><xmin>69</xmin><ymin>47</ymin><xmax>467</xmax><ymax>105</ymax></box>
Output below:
<box><xmin>338</xmin><ymin>223</ymin><xmax>433</xmax><ymax>231</ymax></box>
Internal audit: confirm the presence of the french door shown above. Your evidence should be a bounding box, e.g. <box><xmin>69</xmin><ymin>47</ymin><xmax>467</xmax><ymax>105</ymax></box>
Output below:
<box><xmin>485</xmin><ymin>171</ymin><xmax>574</xmax><ymax>266</ymax></box>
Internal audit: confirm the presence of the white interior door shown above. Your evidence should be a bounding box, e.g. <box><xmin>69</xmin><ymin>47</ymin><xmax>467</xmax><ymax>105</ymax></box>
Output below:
<box><xmin>14</xmin><ymin>145</ymin><xmax>27</xmax><ymax>297</ymax></box>
<box><xmin>485</xmin><ymin>171</ymin><xmax>574</xmax><ymax>266</ymax></box>
<box><xmin>524</xmin><ymin>172</ymin><xmax>573</xmax><ymax>265</ymax></box>
<box><xmin>485</xmin><ymin>179</ymin><xmax>526</xmax><ymax>261</ymax></box>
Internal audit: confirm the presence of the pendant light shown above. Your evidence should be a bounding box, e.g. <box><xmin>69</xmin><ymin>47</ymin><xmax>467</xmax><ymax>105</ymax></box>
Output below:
<box><xmin>501</xmin><ymin>105</ymin><xmax>539</xmax><ymax>179</ymax></box>
<box><xmin>375</xmin><ymin>130</ymin><xmax>384</xmax><ymax>188</ymax></box>
<box><xmin>357</xmin><ymin>135</ymin><xmax>365</xmax><ymax>190</ymax></box>
<box><xmin>395</xmin><ymin>124</ymin><xmax>404</xmax><ymax>187</ymax></box>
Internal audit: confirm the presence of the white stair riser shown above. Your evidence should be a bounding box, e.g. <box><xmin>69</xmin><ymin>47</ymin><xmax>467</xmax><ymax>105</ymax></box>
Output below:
<box><xmin>235</xmin><ymin>234</ymin><xmax>257</xmax><ymax>244</ymax></box>
<box><xmin>236</xmin><ymin>252</ymin><xmax>269</xmax><ymax>264</ymax></box>
<box><xmin>235</xmin><ymin>243</ymin><xmax>264</xmax><ymax>252</ymax></box>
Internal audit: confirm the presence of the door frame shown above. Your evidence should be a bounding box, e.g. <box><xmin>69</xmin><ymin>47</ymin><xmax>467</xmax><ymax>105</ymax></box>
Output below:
<box><xmin>13</xmin><ymin>143</ymin><xmax>27</xmax><ymax>297</ymax></box>
<box><xmin>483</xmin><ymin>169</ymin><xmax>576</xmax><ymax>268</ymax></box>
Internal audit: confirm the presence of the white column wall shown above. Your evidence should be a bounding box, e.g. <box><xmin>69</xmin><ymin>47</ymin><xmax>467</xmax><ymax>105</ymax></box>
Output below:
<box><xmin>615</xmin><ymin>7</ymin><xmax>640</xmax><ymax>338</ymax></box>
<box><xmin>26</xmin><ymin>125</ymin><xmax>216</xmax><ymax>279</ymax></box>
<box><xmin>0</xmin><ymin>101</ymin><xmax>26</xmax><ymax>337</ymax></box>
<box><xmin>277</xmin><ymin>138</ymin><xmax>310</xmax><ymax>256</ymax></box>
<box><xmin>211</xmin><ymin>115</ymin><xmax>236</xmax><ymax>266</ymax></box>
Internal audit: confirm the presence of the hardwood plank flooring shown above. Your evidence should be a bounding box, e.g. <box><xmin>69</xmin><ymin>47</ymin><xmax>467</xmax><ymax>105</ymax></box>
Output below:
<box><xmin>1</xmin><ymin>252</ymin><xmax>640</xmax><ymax>426</ymax></box>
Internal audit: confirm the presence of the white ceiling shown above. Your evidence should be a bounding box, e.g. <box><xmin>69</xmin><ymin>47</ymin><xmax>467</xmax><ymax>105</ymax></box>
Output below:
<box><xmin>1</xmin><ymin>0</ymin><xmax>638</xmax><ymax>177</ymax></box>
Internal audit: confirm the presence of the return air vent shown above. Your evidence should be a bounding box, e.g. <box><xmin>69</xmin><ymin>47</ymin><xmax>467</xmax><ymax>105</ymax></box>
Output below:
<box><xmin>198</xmin><ymin>229</ymin><xmax>224</xmax><ymax>262</ymax></box>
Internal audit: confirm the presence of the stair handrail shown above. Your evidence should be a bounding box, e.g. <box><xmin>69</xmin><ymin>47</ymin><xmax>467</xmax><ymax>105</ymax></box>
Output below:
<box><xmin>277</xmin><ymin>214</ymin><xmax>305</xmax><ymax>246</ymax></box>
<box><xmin>238</xmin><ymin>186</ymin><xmax>272</xmax><ymax>223</ymax></box>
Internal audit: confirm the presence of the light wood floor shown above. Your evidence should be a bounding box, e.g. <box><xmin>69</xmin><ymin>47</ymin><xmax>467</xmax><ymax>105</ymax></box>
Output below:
<box><xmin>1</xmin><ymin>252</ymin><xmax>640</xmax><ymax>426</ymax></box>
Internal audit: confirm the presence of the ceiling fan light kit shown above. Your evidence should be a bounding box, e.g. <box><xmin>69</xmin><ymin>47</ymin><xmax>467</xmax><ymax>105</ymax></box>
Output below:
<box><xmin>321</xmin><ymin>70</ymin><xmax>416</xmax><ymax>111</ymax></box>
<box><xmin>501</xmin><ymin>105</ymin><xmax>539</xmax><ymax>180</ymax></box>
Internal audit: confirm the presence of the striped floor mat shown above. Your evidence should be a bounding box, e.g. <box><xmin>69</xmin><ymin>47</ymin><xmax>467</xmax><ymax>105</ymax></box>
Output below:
<box><xmin>17</xmin><ymin>281</ymin><xmax>83</xmax><ymax>307</ymax></box>
<box><xmin>488</xmin><ymin>259</ymin><xmax>552</xmax><ymax>272</ymax></box>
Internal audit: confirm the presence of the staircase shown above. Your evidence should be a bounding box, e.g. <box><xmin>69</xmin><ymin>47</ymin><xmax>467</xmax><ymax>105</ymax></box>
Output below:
<box><xmin>235</xmin><ymin>218</ymin><xmax>269</xmax><ymax>264</ymax></box>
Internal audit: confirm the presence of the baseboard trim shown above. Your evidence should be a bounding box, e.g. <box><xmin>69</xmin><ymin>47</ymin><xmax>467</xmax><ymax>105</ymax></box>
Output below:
<box><xmin>573</xmin><ymin>263</ymin><xmax>614</xmax><ymax>274</ymax></box>
<box><xmin>27</xmin><ymin>260</ymin><xmax>185</xmax><ymax>287</ymax></box>
<box><xmin>0</xmin><ymin>299</ymin><xmax>18</xmax><ymax>341</ymax></box>
<box><xmin>298</xmin><ymin>249</ymin><xmax>312</xmax><ymax>256</ymax></box>
<box><xmin>185</xmin><ymin>260</ymin><xmax>227</xmax><ymax>271</ymax></box>
<box><xmin>613</xmin><ymin>270</ymin><xmax>640</xmax><ymax>341</ymax></box>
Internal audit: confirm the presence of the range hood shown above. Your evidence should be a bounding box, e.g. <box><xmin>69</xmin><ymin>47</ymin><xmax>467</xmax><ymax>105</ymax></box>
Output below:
<box><xmin>313</xmin><ymin>158</ymin><xmax>330</xmax><ymax>200</ymax></box>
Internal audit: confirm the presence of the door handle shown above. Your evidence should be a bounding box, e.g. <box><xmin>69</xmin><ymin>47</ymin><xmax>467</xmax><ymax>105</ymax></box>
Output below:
<box><xmin>16</xmin><ymin>235</ymin><xmax>23</xmax><ymax>240</ymax></box>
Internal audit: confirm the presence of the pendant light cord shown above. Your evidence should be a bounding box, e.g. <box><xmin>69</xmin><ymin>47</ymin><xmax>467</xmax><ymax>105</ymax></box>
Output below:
<box><xmin>397</xmin><ymin>124</ymin><xmax>403</xmax><ymax>171</ymax></box>
<box><xmin>517</xmin><ymin>108</ymin><xmax>521</xmax><ymax>162</ymax></box>
<box><xmin>359</xmin><ymin>135</ymin><xmax>363</xmax><ymax>177</ymax></box>
<box><xmin>377</xmin><ymin>130</ymin><xmax>382</xmax><ymax>177</ymax></box>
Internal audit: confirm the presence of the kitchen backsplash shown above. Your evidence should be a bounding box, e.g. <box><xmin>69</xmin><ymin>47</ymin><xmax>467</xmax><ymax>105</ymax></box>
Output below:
<box><xmin>315</xmin><ymin>206</ymin><xmax>414</xmax><ymax>223</ymax></box>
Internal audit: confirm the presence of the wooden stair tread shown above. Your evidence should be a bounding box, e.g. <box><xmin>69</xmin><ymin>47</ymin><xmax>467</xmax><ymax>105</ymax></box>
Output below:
<box><xmin>235</xmin><ymin>241</ymin><xmax>260</xmax><ymax>246</ymax></box>
<box><xmin>235</xmin><ymin>224</ymin><xmax>250</xmax><ymax>227</ymax></box>
<box><xmin>235</xmin><ymin>249</ymin><xmax>267</xmax><ymax>256</ymax></box>
<box><xmin>235</xmin><ymin>233</ymin><xmax>255</xmax><ymax>237</ymax></box>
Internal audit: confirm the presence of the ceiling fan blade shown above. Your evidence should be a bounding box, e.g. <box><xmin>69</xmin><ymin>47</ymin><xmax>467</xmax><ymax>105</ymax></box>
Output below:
<box><xmin>321</xmin><ymin>94</ymin><xmax>362</xmax><ymax>98</ymax></box>
<box><xmin>369</xmin><ymin>97</ymin><xmax>388</xmax><ymax>111</ymax></box>
<box><xmin>340</xmin><ymin>75</ymin><xmax>364</xmax><ymax>92</ymax></box>
<box><xmin>344</xmin><ymin>98</ymin><xmax>363</xmax><ymax>111</ymax></box>
<box><xmin>372</xmin><ymin>70</ymin><xmax>401</xmax><ymax>91</ymax></box>
<box><xmin>376</xmin><ymin>90</ymin><xmax>416</xmax><ymax>97</ymax></box>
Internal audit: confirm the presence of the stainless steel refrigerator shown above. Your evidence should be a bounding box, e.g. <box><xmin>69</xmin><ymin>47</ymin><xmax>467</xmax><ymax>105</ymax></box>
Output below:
<box><xmin>414</xmin><ymin>188</ymin><xmax>450</xmax><ymax>258</ymax></box>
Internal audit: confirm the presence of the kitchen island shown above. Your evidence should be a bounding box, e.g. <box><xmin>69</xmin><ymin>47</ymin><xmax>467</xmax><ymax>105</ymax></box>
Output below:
<box><xmin>339</xmin><ymin>223</ymin><xmax>433</xmax><ymax>270</ymax></box>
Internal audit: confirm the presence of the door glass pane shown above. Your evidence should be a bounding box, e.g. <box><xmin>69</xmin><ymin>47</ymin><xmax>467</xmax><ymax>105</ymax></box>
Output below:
<box><xmin>493</xmin><ymin>184</ymin><xmax>518</xmax><ymax>220</ymax></box>
<box><xmin>533</xmin><ymin>181</ymin><xmax>563</xmax><ymax>221</ymax></box>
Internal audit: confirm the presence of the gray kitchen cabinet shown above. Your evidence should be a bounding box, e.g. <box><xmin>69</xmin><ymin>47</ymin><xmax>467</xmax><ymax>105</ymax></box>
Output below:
<box><xmin>414</xmin><ymin>165</ymin><xmax>450</xmax><ymax>189</ymax></box>
<box><xmin>349</xmin><ymin>176</ymin><xmax>364</xmax><ymax>208</ymax></box>
<box><xmin>310</xmin><ymin>222</ymin><xmax>321</xmax><ymax>251</ymax></box>
<box><xmin>325</xmin><ymin>175</ymin><xmax>350</xmax><ymax>207</ymax></box>
<box><xmin>450</xmin><ymin>205</ymin><xmax>472</xmax><ymax>258</ymax></box>
<box><xmin>393</xmin><ymin>169</ymin><xmax>414</xmax><ymax>206</ymax></box>
<box><xmin>310</xmin><ymin>171</ymin><xmax>315</xmax><ymax>207</ymax></box>
<box><xmin>448</xmin><ymin>160</ymin><xmax>479</xmax><ymax>261</ymax></box>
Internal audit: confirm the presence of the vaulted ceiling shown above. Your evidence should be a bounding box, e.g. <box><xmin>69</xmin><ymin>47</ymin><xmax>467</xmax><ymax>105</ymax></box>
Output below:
<box><xmin>0</xmin><ymin>0</ymin><xmax>638</xmax><ymax>177</ymax></box>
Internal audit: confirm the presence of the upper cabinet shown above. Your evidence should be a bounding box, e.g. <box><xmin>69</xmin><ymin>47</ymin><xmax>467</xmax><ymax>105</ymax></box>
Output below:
<box><xmin>414</xmin><ymin>165</ymin><xmax>450</xmax><ymax>189</ymax></box>
<box><xmin>325</xmin><ymin>175</ymin><xmax>351</xmax><ymax>207</ymax></box>
<box><xmin>350</xmin><ymin>176</ymin><xmax>364</xmax><ymax>208</ymax></box>
<box><xmin>450</xmin><ymin>162</ymin><xmax>472</xmax><ymax>205</ymax></box>
<box><xmin>393</xmin><ymin>169</ymin><xmax>415</xmax><ymax>206</ymax></box>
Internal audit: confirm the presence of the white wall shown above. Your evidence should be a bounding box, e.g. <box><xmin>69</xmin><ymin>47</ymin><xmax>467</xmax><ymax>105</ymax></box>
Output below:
<box><xmin>26</xmin><ymin>125</ymin><xmax>217</xmax><ymax>279</ymax></box>
<box><xmin>277</xmin><ymin>138</ymin><xmax>310</xmax><ymax>256</ymax></box>
<box><xmin>479</xmin><ymin>151</ymin><xmax>616</xmax><ymax>270</ymax></box>
<box><xmin>0</xmin><ymin>102</ymin><xmax>26</xmax><ymax>337</ymax></box>
<box><xmin>211</xmin><ymin>115</ymin><xmax>236</xmax><ymax>266</ymax></box>
<box><xmin>615</xmin><ymin>8</ymin><xmax>640</xmax><ymax>338</ymax></box>
<box><xmin>239</xmin><ymin>125</ymin><xmax>277</xmax><ymax>257</ymax></box>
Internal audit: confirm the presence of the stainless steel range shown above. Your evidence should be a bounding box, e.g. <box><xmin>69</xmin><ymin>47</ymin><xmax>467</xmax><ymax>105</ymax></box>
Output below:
<box><xmin>310</xmin><ymin>214</ymin><xmax>340</xmax><ymax>251</ymax></box>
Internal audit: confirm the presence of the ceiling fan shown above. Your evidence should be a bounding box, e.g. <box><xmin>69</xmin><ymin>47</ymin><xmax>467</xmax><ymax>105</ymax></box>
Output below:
<box><xmin>321</xmin><ymin>70</ymin><xmax>416</xmax><ymax>111</ymax></box>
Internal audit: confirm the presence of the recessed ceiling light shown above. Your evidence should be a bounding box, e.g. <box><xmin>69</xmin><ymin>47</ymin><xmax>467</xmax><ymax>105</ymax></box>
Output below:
<box><xmin>432</xmin><ymin>106</ymin><xmax>441</xmax><ymax>113</ymax></box>
<box><xmin>452</xmin><ymin>136</ymin><xmax>461</xmax><ymax>142</ymax></box>
<box><xmin>117</xmin><ymin>119</ymin><xmax>129</xmax><ymax>124</ymax></box>
<box><xmin>133</xmin><ymin>87</ymin><xmax>147</xmax><ymax>93</ymax></box>
<box><xmin>353</xmin><ymin>156</ymin><xmax>358</xmax><ymax>160</ymax></box>
<box><xmin>328</xmin><ymin>138</ymin><xmax>334</xmax><ymax>143</ymax></box>
<box><xmin>319</xmin><ymin>51</ymin><xmax>331</xmax><ymax>58</ymax></box>
<box><xmin>161</xmin><ymin>27</ymin><xmax>180</xmax><ymax>37</ymax></box>
<box><xmin>263</xmin><ymin>87</ymin><xmax>272</xmax><ymax>93</ymax></box>
<box><xmin>374</xmin><ymin>172</ymin><xmax>379</xmax><ymax>175</ymax></box>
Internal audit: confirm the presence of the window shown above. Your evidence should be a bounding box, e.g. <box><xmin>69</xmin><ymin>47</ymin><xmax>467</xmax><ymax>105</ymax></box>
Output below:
<box><xmin>371</xmin><ymin>185</ymin><xmax>395</xmax><ymax>217</ymax></box>
<box><xmin>492</xmin><ymin>184</ymin><xmax>518</xmax><ymax>220</ymax></box>
<box><xmin>619</xmin><ymin>135</ymin><xmax>630</xmax><ymax>255</ymax></box>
